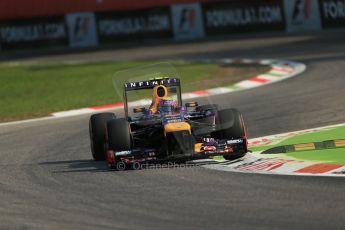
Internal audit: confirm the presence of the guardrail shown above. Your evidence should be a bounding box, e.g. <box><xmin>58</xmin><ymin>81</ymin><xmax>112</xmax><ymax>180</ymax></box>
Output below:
<box><xmin>0</xmin><ymin>0</ymin><xmax>344</xmax><ymax>51</ymax></box>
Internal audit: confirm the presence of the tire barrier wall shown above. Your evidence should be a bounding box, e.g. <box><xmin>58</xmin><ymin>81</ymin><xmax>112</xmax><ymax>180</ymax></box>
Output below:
<box><xmin>0</xmin><ymin>0</ymin><xmax>344</xmax><ymax>51</ymax></box>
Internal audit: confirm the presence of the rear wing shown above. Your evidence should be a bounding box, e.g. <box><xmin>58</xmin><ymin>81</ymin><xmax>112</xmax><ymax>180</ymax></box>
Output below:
<box><xmin>124</xmin><ymin>78</ymin><xmax>181</xmax><ymax>91</ymax></box>
<box><xmin>123</xmin><ymin>78</ymin><xmax>182</xmax><ymax>119</ymax></box>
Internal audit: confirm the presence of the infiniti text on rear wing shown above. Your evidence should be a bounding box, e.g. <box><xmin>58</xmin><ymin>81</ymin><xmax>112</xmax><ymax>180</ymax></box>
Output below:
<box><xmin>124</xmin><ymin>78</ymin><xmax>180</xmax><ymax>91</ymax></box>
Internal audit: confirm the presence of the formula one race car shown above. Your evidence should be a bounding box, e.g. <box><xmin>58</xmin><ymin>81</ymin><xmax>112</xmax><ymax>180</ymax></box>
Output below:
<box><xmin>89</xmin><ymin>77</ymin><xmax>248</xmax><ymax>170</ymax></box>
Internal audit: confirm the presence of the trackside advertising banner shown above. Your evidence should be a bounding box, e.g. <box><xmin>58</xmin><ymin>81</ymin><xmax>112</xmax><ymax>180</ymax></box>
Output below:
<box><xmin>96</xmin><ymin>7</ymin><xmax>173</xmax><ymax>44</ymax></box>
<box><xmin>319</xmin><ymin>0</ymin><xmax>345</xmax><ymax>28</ymax></box>
<box><xmin>171</xmin><ymin>3</ymin><xmax>205</xmax><ymax>40</ymax></box>
<box><xmin>66</xmin><ymin>12</ymin><xmax>98</xmax><ymax>48</ymax></box>
<box><xmin>0</xmin><ymin>16</ymin><xmax>68</xmax><ymax>50</ymax></box>
<box><xmin>284</xmin><ymin>0</ymin><xmax>321</xmax><ymax>32</ymax></box>
<box><xmin>202</xmin><ymin>0</ymin><xmax>286</xmax><ymax>35</ymax></box>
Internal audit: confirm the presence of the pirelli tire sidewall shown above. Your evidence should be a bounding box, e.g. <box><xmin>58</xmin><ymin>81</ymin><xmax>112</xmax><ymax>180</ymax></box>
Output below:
<box><xmin>89</xmin><ymin>113</ymin><xmax>116</xmax><ymax>161</ymax></box>
<box><xmin>107</xmin><ymin>118</ymin><xmax>132</xmax><ymax>152</ymax></box>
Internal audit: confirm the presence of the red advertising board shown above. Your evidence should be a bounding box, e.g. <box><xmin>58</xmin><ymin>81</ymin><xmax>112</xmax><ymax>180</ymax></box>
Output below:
<box><xmin>0</xmin><ymin>0</ymin><xmax>216</xmax><ymax>20</ymax></box>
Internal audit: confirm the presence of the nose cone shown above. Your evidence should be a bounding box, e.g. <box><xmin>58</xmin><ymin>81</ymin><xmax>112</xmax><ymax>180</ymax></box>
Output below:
<box><xmin>164</xmin><ymin>122</ymin><xmax>191</xmax><ymax>135</ymax></box>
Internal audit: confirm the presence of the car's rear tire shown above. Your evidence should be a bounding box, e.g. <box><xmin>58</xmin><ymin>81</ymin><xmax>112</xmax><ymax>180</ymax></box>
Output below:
<box><xmin>107</xmin><ymin>118</ymin><xmax>131</xmax><ymax>151</ymax></box>
<box><xmin>89</xmin><ymin>113</ymin><xmax>116</xmax><ymax>161</ymax></box>
<box><xmin>215</xmin><ymin>108</ymin><xmax>247</xmax><ymax>160</ymax></box>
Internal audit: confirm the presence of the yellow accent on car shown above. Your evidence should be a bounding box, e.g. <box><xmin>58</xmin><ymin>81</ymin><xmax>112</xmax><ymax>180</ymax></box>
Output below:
<box><xmin>194</xmin><ymin>143</ymin><xmax>203</xmax><ymax>153</ymax></box>
<box><xmin>150</xmin><ymin>85</ymin><xmax>169</xmax><ymax>114</ymax></box>
<box><xmin>164</xmin><ymin>122</ymin><xmax>191</xmax><ymax>136</ymax></box>
<box><xmin>153</xmin><ymin>85</ymin><xmax>168</xmax><ymax>98</ymax></box>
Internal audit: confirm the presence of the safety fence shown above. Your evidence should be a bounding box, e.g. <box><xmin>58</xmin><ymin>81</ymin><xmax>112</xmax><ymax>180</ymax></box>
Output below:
<box><xmin>0</xmin><ymin>0</ymin><xmax>344</xmax><ymax>51</ymax></box>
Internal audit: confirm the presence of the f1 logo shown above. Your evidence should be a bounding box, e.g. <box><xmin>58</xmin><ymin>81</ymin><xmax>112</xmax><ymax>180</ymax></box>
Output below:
<box><xmin>73</xmin><ymin>16</ymin><xmax>90</xmax><ymax>41</ymax></box>
<box><xmin>292</xmin><ymin>0</ymin><xmax>311</xmax><ymax>24</ymax></box>
<box><xmin>172</xmin><ymin>3</ymin><xmax>204</xmax><ymax>40</ymax></box>
<box><xmin>178</xmin><ymin>8</ymin><xmax>196</xmax><ymax>32</ymax></box>
<box><xmin>67</xmin><ymin>12</ymin><xmax>98</xmax><ymax>47</ymax></box>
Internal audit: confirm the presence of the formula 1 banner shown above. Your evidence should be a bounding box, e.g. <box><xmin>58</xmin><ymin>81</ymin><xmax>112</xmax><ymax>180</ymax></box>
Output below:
<box><xmin>66</xmin><ymin>12</ymin><xmax>98</xmax><ymax>48</ymax></box>
<box><xmin>284</xmin><ymin>0</ymin><xmax>321</xmax><ymax>32</ymax></box>
<box><xmin>0</xmin><ymin>16</ymin><xmax>68</xmax><ymax>50</ymax></box>
<box><xmin>96</xmin><ymin>7</ymin><xmax>173</xmax><ymax>44</ymax></box>
<box><xmin>319</xmin><ymin>0</ymin><xmax>345</xmax><ymax>28</ymax></box>
<box><xmin>202</xmin><ymin>0</ymin><xmax>286</xmax><ymax>35</ymax></box>
<box><xmin>171</xmin><ymin>3</ymin><xmax>205</xmax><ymax>40</ymax></box>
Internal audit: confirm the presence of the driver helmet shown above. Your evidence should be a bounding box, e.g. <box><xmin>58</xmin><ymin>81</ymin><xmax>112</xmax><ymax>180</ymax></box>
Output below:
<box><xmin>157</xmin><ymin>98</ymin><xmax>177</xmax><ymax>114</ymax></box>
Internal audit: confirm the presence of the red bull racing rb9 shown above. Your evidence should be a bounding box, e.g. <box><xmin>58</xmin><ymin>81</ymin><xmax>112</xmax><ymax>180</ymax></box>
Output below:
<box><xmin>89</xmin><ymin>77</ymin><xmax>248</xmax><ymax>170</ymax></box>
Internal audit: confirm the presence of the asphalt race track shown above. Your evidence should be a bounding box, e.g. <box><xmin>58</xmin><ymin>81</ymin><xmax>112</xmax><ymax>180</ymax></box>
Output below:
<box><xmin>1</xmin><ymin>31</ymin><xmax>345</xmax><ymax>229</ymax></box>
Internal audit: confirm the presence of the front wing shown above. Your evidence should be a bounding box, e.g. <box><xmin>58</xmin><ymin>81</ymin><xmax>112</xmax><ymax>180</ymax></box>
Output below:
<box><xmin>106</xmin><ymin>137</ymin><xmax>247</xmax><ymax>170</ymax></box>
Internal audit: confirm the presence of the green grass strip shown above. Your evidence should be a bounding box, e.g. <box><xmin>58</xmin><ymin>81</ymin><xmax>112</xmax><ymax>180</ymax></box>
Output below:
<box><xmin>251</xmin><ymin>125</ymin><xmax>345</xmax><ymax>164</ymax></box>
<box><xmin>266</xmin><ymin>72</ymin><xmax>285</xmax><ymax>77</ymax></box>
<box><xmin>0</xmin><ymin>61</ymin><xmax>268</xmax><ymax>122</ymax></box>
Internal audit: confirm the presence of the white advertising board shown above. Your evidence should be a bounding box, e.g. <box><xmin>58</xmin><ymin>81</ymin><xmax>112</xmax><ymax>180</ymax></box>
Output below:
<box><xmin>284</xmin><ymin>0</ymin><xmax>322</xmax><ymax>32</ymax></box>
<box><xmin>171</xmin><ymin>3</ymin><xmax>205</xmax><ymax>40</ymax></box>
<box><xmin>66</xmin><ymin>12</ymin><xmax>98</xmax><ymax>48</ymax></box>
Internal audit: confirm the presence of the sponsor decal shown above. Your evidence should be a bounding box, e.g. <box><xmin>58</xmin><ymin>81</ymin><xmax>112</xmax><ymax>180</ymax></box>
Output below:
<box><xmin>292</xmin><ymin>0</ymin><xmax>311</xmax><ymax>24</ymax></box>
<box><xmin>323</xmin><ymin>0</ymin><xmax>345</xmax><ymax>19</ymax></box>
<box><xmin>283</xmin><ymin>0</ymin><xmax>321</xmax><ymax>32</ymax></box>
<box><xmin>66</xmin><ymin>12</ymin><xmax>98</xmax><ymax>47</ymax></box>
<box><xmin>248</xmin><ymin>138</ymin><xmax>273</xmax><ymax>147</ymax></box>
<box><xmin>171</xmin><ymin>3</ymin><xmax>205</xmax><ymax>40</ymax></box>
<box><xmin>124</xmin><ymin>78</ymin><xmax>179</xmax><ymax>90</ymax></box>
<box><xmin>235</xmin><ymin>158</ymin><xmax>293</xmax><ymax>172</ymax></box>
<box><xmin>115</xmin><ymin>151</ymin><xmax>132</xmax><ymax>156</ymax></box>
<box><xmin>159</xmin><ymin>99</ymin><xmax>175</xmax><ymax>106</ymax></box>
<box><xmin>163</xmin><ymin>115</ymin><xmax>184</xmax><ymax>124</ymax></box>
<box><xmin>99</xmin><ymin>15</ymin><xmax>169</xmax><ymax>35</ymax></box>
<box><xmin>164</xmin><ymin>119</ymin><xmax>183</xmax><ymax>123</ymax></box>
<box><xmin>203</xmin><ymin>138</ymin><xmax>215</xmax><ymax>143</ymax></box>
<box><xmin>248</xmin><ymin>129</ymin><xmax>324</xmax><ymax>148</ymax></box>
<box><xmin>202</xmin><ymin>0</ymin><xmax>285</xmax><ymax>35</ymax></box>
<box><xmin>227</xmin><ymin>139</ymin><xmax>243</xmax><ymax>144</ymax></box>
<box><xmin>319</xmin><ymin>0</ymin><xmax>345</xmax><ymax>28</ymax></box>
<box><xmin>0</xmin><ymin>16</ymin><xmax>68</xmax><ymax>50</ymax></box>
<box><xmin>203</xmin><ymin>145</ymin><xmax>216</xmax><ymax>151</ymax></box>
<box><xmin>96</xmin><ymin>7</ymin><xmax>173</xmax><ymax>43</ymax></box>
<box><xmin>0</xmin><ymin>23</ymin><xmax>65</xmax><ymax>43</ymax></box>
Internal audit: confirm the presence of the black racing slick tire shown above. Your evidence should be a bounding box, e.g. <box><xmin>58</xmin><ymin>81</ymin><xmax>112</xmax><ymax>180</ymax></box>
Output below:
<box><xmin>89</xmin><ymin>113</ymin><xmax>116</xmax><ymax>161</ymax></box>
<box><xmin>107</xmin><ymin>118</ymin><xmax>131</xmax><ymax>152</ymax></box>
<box><xmin>215</xmin><ymin>108</ymin><xmax>247</xmax><ymax>159</ymax></box>
<box><xmin>217</xmin><ymin>108</ymin><xmax>245</xmax><ymax>138</ymax></box>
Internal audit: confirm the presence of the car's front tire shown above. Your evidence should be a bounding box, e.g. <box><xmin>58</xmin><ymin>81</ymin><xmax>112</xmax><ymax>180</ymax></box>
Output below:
<box><xmin>107</xmin><ymin>118</ymin><xmax>131</xmax><ymax>151</ymax></box>
<box><xmin>89</xmin><ymin>113</ymin><xmax>116</xmax><ymax>161</ymax></box>
<box><xmin>215</xmin><ymin>108</ymin><xmax>247</xmax><ymax>160</ymax></box>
